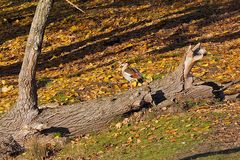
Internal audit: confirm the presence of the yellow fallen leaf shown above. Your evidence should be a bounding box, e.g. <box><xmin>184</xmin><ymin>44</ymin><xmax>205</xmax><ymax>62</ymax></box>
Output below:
<box><xmin>115</xmin><ymin>122</ymin><xmax>122</xmax><ymax>129</ymax></box>
<box><xmin>122</xmin><ymin>84</ymin><xmax>129</xmax><ymax>89</ymax></box>
<box><xmin>4</xmin><ymin>103</ymin><xmax>11</xmax><ymax>108</ymax></box>
<box><xmin>103</xmin><ymin>77</ymin><xmax>109</xmax><ymax>83</ymax></box>
<box><xmin>110</xmin><ymin>77</ymin><xmax>117</xmax><ymax>82</ymax></box>
<box><xmin>132</xmin><ymin>81</ymin><xmax>137</xmax><ymax>87</ymax></box>
<box><xmin>147</xmin><ymin>60</ymin><xmax>152</xmax><ymax>64</ymax></box>
<box><xmin>70</xmin><ymin>25</ymin><xmax>78</xmax><ymax>31</ymax></box>
<box><xmin>1</xmin><ymin>80</ymin><xmax>6</xmax><ymax>85</ymax></box>
<box><xmin>98</xmin><ymin>90</ymin><xmax>105</xmax><ymax>94</ymax></box>
<box><xmin>113</xmin><ymin>85</ymin><xmax>120</xmax><ymax>90</ymax></box>
<box><xmin>146</xmin><ymin>74</ymin><xmax>153</xmax><ymax>81</ymax></box>
<box><xmin>1</xmin><ymin>85</ymin><xmax>13</xmax><ymax>93</ymax></box>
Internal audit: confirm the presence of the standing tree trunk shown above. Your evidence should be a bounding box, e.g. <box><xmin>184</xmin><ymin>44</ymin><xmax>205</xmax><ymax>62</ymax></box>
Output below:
<box><xmin>0</xmin><ymin>0</ymin><xmax>54</xmax><ymax>157</ymax></box>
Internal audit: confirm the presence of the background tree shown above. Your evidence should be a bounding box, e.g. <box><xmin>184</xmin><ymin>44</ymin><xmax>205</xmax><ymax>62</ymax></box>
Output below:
<box><xmin>0</xmin><ymin>0</ymin><xmax>54</xmax><ymax>157</ymax></box>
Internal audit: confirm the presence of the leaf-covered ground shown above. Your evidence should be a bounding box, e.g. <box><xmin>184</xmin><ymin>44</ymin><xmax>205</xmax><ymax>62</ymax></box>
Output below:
<box><xmin>0</xmin><ymin>0</ymin><xmax>240</xmax><ymax>159</ymax></box>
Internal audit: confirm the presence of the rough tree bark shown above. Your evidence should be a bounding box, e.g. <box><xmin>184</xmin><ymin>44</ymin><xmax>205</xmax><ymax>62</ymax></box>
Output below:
<box><xmin>0</xmin><ymin>0</ymin><xmax>54</xmax><ymax>157</ymax></box>
<box><xmin>0</xmin><ymin>0</ymin><xmax>239</xmax><ymax>158</ymax></box>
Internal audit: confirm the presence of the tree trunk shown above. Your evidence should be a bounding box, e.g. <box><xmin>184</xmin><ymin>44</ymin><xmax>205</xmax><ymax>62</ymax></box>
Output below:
<box><xmin>0</xmin><ymin>0</ymin><xmax>53</xmax><ymax>157</ymax></box>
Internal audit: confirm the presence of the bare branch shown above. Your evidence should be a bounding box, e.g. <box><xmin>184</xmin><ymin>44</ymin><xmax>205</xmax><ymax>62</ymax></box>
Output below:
<box><xmin>222</xmin><ymin>80</ymin><xmax>240</xmax><ymax>91</ymax></box>
<box><xmin>65</xmin><ymin>0</ymin><xmax>85</xmax><ymax>13</ymax></box>
<box><xmin>184</xmin><ymin>43</ymin><xmax>206</xmax><ymax>89</ymax></box>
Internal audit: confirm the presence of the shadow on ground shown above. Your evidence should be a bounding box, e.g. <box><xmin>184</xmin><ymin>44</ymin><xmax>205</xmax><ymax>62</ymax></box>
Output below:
<box><xmin>0</xmin><ymin>0</ymin><xmax>239</xmax><ymax>77</ymax></box>
<box><xmin>180</xmin><ymin>146</ymin><xmax>240</xmax><ymax>160</ymax></box>
<box><xmin>0</xmin><ymin>0</ymin><xmax>84</xmax><ymax>45</ymax></box>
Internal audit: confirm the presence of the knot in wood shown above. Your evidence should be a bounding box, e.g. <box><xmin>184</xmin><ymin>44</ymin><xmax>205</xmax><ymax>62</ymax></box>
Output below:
<box><xmin>33</xmin><ymin>42</ymin><xmax>39</xmax><ymax>51</ymax></box>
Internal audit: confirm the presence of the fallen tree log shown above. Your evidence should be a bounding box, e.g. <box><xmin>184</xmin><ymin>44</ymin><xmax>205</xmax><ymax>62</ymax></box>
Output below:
<box><xmin>31</xmin><ymin>43</ymin><xmax>238</xmax><ymax>137</ymax></box>
<box><xmin>31</xmin><ymin>43</ymin><xmax>220</xmax><ymax>136</ymax></box>
<box><xmin>0</xmin><ymin>0</ymin><xmax>239</xmax><ymax>158</ymax></box>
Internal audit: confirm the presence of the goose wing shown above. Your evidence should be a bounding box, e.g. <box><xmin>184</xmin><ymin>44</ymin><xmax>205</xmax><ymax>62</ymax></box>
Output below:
<box><xmin>125</xmin><ymin>67</ymin><xmax>142</xmax><ymax>79</ymax></box>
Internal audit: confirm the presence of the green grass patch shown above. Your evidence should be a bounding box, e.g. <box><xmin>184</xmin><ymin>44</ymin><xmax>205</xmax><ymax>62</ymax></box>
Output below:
<box><xmin>54</xmin><ymin>112</ymin><xmax>212</xmax><ymax>160</ymax></box>
<box><xmin>50</xmin><ymin>91</ymin><xmax>70</xmax><ymax>105</ymax></box>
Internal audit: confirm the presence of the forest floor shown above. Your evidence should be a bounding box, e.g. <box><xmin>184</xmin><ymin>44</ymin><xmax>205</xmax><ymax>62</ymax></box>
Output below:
<box><xmin>0</xmin><ymin>0</ymin><xmax>239</xmax><ymax>159</ymax></box>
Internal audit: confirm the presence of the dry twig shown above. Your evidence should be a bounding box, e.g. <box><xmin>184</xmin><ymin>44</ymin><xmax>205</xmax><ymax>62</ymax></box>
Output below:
<box><xmin>65</xmin><ymin>0</ymin><xmax>85</xmax><ymax>13</ymax></box>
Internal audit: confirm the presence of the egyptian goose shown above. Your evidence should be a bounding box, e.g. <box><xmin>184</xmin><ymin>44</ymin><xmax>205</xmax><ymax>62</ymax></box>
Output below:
<box><xmin>120</xmin><ymin>63</ymin><xmax>144</xmax><ymax>89</ymax></box>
